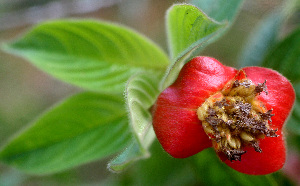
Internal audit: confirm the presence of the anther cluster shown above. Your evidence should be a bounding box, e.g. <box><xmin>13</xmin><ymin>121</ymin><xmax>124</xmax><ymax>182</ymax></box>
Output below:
<box><xmin>197</xmin><ymin>79</ymin><xmax>278</xmax><ymax>161</ymax></box>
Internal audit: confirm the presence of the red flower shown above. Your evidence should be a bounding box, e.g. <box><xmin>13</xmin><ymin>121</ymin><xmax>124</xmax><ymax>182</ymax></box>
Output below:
<box><xmin>152</xmin><ymin>56</ymin><xmax>295</xmax><ymax>175</ymax></box>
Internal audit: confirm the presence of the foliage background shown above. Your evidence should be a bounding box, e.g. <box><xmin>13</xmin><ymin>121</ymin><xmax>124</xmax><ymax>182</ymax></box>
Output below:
<box><xmin>0</xmin><ymin>0</ymin><xmax>299</xmax><ymax>185</ymax></box>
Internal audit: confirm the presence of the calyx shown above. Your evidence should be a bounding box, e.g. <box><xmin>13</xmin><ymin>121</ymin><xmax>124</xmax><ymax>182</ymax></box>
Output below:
<box><xmin>197</xmin><ymin>71</ymin><xmax>278</xmax><ymax>161</ymax></box>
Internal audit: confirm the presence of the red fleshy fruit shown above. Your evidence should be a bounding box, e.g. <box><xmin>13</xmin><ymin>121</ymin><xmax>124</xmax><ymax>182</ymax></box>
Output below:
<box><xmin>152</xmin><ymin>56</ymin><xmax>295</xmax><ymax>175</ymax></box>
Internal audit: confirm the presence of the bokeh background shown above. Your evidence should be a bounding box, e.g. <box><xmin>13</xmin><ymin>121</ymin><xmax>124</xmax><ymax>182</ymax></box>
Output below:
<box><xmin>0</xmin><ymin>0</ymin><xmax>299</xmax><ymax>185</ymax></box>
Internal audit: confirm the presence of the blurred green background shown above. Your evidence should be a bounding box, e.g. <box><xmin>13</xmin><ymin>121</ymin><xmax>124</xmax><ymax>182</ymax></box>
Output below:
<box><xmin>0</xmin><ymin>0</ymin><xmax>299</xmax><ymax>185</ymax></box>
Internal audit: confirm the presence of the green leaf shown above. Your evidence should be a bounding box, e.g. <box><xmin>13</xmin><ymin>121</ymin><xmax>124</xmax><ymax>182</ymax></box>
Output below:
<box><xmin>238</xmin><ymin>0</ymin><xmax>297</xmax><ymax>67</ymax></box>
<box><xmin>191</xmin><ymin>0</ymin><xmax>244</xmax><ymax>23</ymax></box>
<box><xmin>238</xmin><ymin>9</ymin><xmax>284</xmax><ymax>67</ymax></box>
<box><xmin>161</xmin><ymin>46</ymin><xmax>199</xmax><ymax>90</ymax></box>
<box><xmin>107</xmin><ymin>141</ymin><xmax>293</xmax><ymax>185</ymax></box>
<box><xmin>125</xmin><ymin>73</ymin><xmax>160</xmax><ymax>146</ymax></box>
<box><xmin>262</xmin><ymin>27</ymin><xmax>300</xmax><ymax>83</ymax></box>
<box><xmin>192</xmin><ymin>148</ymin><xmax>278</xmax><ymax>185</ymax></box>
<box><xmin>132</xmin><ymin>140</ymin><xmax>196</xmax><ymax>186</ymax></box>
<box><xmin>0</xmin><ymin>92</ymin><xmax>131</xmax><ymax>174</ymax></box>
<box><xmin>287</xmin><ymin>83</ymin><xmax>300</xmax><ymax>134</ymax></box>
<box><xmin>3</xmin><ymin>19</ymin><xmax>169</xmax><ymax>93</ymax></box>
<box><xmin>288</xmin><ymin>133</ymin><xmax>300</xmax><ymax>153</ymax></box>
<box><xmin>107</xmin><ymin>139</ymin><xmax>149</xmax><ymax>173</ymax></box>
<box><xmin>106</xmin><ymin>140</ymin><xmax>197</xmax><ymax>186</ymax></box>
<box><xmin>162</xmin><ymin>2</ymin><xmax>244</xmax><ymax>90</ymax></box>
<box><xmin>108</xmin><ymin>72</ymin><xmax>161</xmax><ymax>172</ymax></box>
<box><xmin>163</xmin><ymin>4</ymin><xmax>233</xmax><ymax>90</ymax></box>
<box><xmin>166</xmin><ymin>4</ymin><xmax>227</xmax><ymax>60</ymax></box>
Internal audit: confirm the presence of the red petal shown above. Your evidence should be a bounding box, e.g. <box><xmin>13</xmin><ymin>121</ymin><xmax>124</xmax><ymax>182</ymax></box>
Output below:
<box><xmin>173</xmin><ymin>57</ymin><xmax>238</xmax><ymax>106</ymax></box>
<box><xmin>242</xmin><ymin>67</ymin><xmax>295</xmax><ymax>129</ymax></box>
<box><xmin>152</xmin><ymin>102</ymin><xmax>211</xmax><ymax>158</ymax></box>
<box><xmin>153</xmin><ymin>57</ymin><xmax>237</xmax><ymax>158</ymax></box>
<box><xmin>222</xmin><ymin>131</ymin><xmax>286</xmax><ymax>175</ymax></box>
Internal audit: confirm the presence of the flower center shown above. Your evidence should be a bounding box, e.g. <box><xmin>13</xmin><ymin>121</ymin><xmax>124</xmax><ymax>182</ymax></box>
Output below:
<box><xmin>197</xmin><ymin>78</ymin><xmax>278</xmax><ymax>161</ymax></box>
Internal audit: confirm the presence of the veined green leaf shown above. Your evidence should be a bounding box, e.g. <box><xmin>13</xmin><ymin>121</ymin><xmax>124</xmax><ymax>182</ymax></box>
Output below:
<box><xmin>262</xmin><ymin>27</ymin><xmax>300</xmax><ymax>83</ymax></box>
<box><xmin>3</xmin><ymin>20</ymin><xmax>169</xmax><ymax>93</ymax></box>
<box><xmin>166</xmin><ymin>4</ymin><xmax>226</xmax><ymax>60</ymax></box>
<box><xmin>108</xmin><ymin>72</ymin><xmax>160</xmax><ymax>172</ymax></box>
<box><xmin>191</xmin><ymin>0</ymin><xmax>244</xmax><ymax>23</ymax></box>
<box><xmin>0</xmin><ymin>92</ymin><xmax>131</xmax><ymax>174</ymax></box>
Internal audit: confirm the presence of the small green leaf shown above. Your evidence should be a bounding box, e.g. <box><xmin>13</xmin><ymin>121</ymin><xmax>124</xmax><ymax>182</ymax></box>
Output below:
<box><xmin>163</xmin><ymin>4</ymin><xmax>231</xmax><ymax>90</ymax></box>
<box><xmin>126</xmin><ymin>73</ymin><xmax>160</xmax><ymax>146</ymax></box>
<box><xmin>262</xmin><ymin>27</ymin><xmax>300</xmax><ymax>83</ymax></box>
<box><xmin>0</xmin><ymin>92</ymin><xmax>131</xmax><ymax>174</ymax></box>
<box><xmin>191</xmin><ymin>0</ymin><xmax>244</xmax><ymax>23</ymax></box>
<box><xmin>163</xmin><ymin>2</ymin><xmax>244</xmax><ymax>90</ymax></box>
<box><xmin>3</xmin><ymin>20</ymin><xmax>169</xmax><ymax>93</ymax></box>
<box><xmin>161</xmin><ymin>46</ymin><xmax>199</xmax><ymax>90</ymax></box>
<box><xmin>107</xmin><ymin>139</ymin><xmax>149</xmax><ymax>173</ymax></box>
<box><xmin>166</xmin><ymin>4</ymin><xmax>227</xmax><ymax>60</ymax></box>
<box><xmin>287</xmin><ymin>83</ymin><xmax>300</xmax><ymax>134</ymax></box>
<box><xmin>192</xmin><ymin>148</ymin><xmax>278</xmax><ymax>185</ymax></box>
<box><xmin>108</xmin><ymin>72</ymin><xmax>160</xmax><ymax>172</ymax></box>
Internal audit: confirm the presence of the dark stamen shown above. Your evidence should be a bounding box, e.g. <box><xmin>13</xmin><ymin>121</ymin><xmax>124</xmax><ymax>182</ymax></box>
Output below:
<box><xmin>223</xmin><ymin>148</ymin><xmax>247</xmax><ymax>162</ymax></box>
<box><xmin>232</xmin><ymin>80</ymin><xmax>252</xmax><ymax>89</ymax></box>
<box><xmin>232</xmin><ymin>80</ymin><xmax>240</xmax><ymax>89</ymax></box>
<box><xmin>260</xmin><ymin>109</ymin><xmax>274</xmax><ymax>122</ymax></box>
<box><xmin>240</xmin><ymin>80</ymin><xmax>251</xmax><ymax>88</ymax></box>
<box><xmin>235</xmin><ymin>101</ymin><xmax>252</xmax><ymax>115</ymax></box>
<box><xmin>255</xmin><ymin>80</ymin><xmax>268</xmax><ymax>95</ymax></box>
<box><xmin>251</xmin><ymin>141</ymin><xmax>262</xmax><ymax>153</ymax></box>
<box><xmin>214</xmin><ymin>98</ymin><xmax>229</xmax><ymax>108</ymax></box>
<box><xmin>206</xmin><ymin>116</ymin><xmax>223</xmax><ymax>131</ymax></box>
<box><xmin>207</xmin><ymin>108</ymin><xmax>217</xmax><ymax>116</ymax></box>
